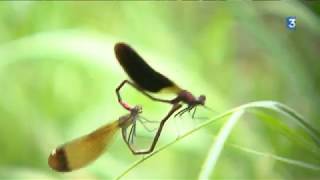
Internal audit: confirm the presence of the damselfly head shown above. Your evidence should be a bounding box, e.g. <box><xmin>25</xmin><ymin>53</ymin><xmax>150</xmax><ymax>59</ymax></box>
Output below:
<box><xmin>132</xmin><ymin>105</ymin><xmax>143</xmax><ymax>114</ymax></box>
<box><xmin>197</xmin><ymin>95</ymin><xmax>206</xmax><ymax>106</ymax></box>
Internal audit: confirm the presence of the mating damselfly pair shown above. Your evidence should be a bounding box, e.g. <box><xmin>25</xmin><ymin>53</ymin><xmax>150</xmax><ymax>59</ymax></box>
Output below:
<box><xmin>48</xmin><ymin>43</ymin><xmax>211</xmax><ymax>172</ymax></box>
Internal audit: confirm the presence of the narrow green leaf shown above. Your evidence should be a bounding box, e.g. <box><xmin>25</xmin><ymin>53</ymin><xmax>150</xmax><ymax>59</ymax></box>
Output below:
<box><xmin>229</xmin><ymin>144</ymin><xmax>320</xmax><ymax>171</ymax></box>
<box><xmin>198</xmin><ymin>110</ymin><xmax>245</xmax><ymax>180</ymax></box>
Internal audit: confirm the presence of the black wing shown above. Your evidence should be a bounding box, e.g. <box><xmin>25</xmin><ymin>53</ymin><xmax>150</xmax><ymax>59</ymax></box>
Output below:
<box><xmin>115</xmin><ymin>43</ymin><xmax>181</xmax><ymax>93</ymax></box>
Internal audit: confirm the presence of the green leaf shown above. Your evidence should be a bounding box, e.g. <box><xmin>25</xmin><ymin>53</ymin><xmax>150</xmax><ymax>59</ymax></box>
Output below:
<box><xmin>198</xmin><ymin>110</ymin><xmax>245</xmax><ymax>179</ymax></box>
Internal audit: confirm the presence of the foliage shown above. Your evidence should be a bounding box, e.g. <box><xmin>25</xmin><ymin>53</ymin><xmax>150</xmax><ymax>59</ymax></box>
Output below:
<box><xmin>0</xmin><ymin>1</ymin><xmax>319</xmax><ymax>179</ymax></box>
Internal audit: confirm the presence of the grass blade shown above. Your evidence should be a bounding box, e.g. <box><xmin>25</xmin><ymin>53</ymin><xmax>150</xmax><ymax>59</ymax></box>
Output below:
<box><xmin>198</xmin><ymin>110</ymin><xmax>245</xmax><ymax>180</ymax></box>
<box><xmin>229</xmin><ymin>144</ymin><xmax>320</xmax><ymax>171</ymax></box>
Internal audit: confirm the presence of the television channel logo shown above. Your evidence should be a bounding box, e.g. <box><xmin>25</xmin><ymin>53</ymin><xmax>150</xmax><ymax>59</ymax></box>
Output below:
<box><xmin>286</xmin><ymin>16</ymin><xmax>296</xmax><ymax>30</ymax></box>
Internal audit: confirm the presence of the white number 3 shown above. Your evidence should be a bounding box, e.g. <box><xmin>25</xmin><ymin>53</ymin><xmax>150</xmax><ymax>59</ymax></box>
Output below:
<box><xmin>288</xmin><ymin>18</ymin><xmax>296</xmax><ymax>28</ymax></box>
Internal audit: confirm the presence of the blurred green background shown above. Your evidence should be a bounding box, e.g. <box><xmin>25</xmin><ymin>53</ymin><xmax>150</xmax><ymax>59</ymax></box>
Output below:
<box><xmin>0</xmin><ymin>1</ymin><xmax>320</xmax><ymax>179</ymax></box>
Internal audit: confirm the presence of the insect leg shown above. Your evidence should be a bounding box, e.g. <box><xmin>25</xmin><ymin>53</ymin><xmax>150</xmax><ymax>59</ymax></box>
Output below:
<box><xmin>116</xmin><ymin>80</ymin><xmax>173</xmax><ymax>111</ymax></box>
<box><xmin>123</xmin><ymin>103</ymin><xmax>182</xmax><ymax>155</ymax></box>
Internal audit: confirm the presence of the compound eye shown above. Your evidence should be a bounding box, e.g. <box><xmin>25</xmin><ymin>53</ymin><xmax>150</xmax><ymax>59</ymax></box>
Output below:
<box><xmin>198</xmin><ymin>95</ymin><xmax>206</xmax><ymax>104</ymax></box>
